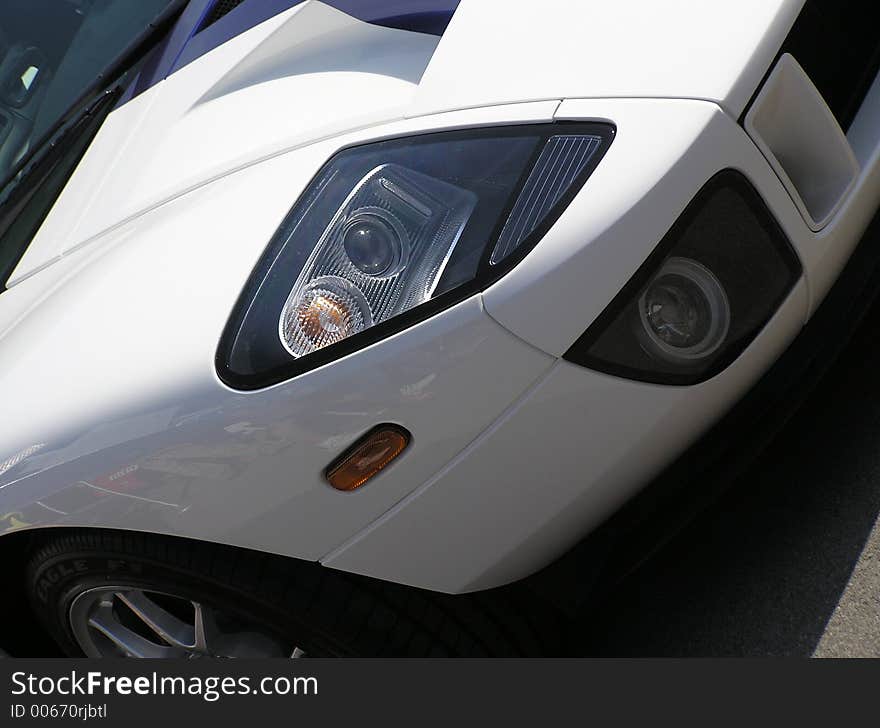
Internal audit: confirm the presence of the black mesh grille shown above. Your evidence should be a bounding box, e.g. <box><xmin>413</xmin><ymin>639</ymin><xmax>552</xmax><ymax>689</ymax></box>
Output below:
<box><xmin>198</xmin><ymin>0</ymin><xmax>246</xmax><ymax>32</ymax></box>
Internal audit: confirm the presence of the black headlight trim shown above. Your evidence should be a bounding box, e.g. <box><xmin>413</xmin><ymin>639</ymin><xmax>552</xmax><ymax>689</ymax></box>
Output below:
<box><xmin>217</xmin><ymin>121</ymin><xmax>615</xmax><ymax>391</ymax></box>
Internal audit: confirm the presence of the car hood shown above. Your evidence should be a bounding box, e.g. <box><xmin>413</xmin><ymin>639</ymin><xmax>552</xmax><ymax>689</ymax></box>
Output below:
<box><xmin>8</xmin><ymin>0</ymin><xmax>802</xmax><ymax>284</ymax></box>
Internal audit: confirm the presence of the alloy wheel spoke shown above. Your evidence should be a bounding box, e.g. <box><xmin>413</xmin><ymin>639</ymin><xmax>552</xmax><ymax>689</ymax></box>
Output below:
<box><xmin>88</xmin><ymin>604</ymin><xmax>183</xmax><ymax>658</ymax></box>
<box><xmin>192</xmin><ymin>601</ymin><xmax>220</xmax><ymax>654</ymax></box>
<box><xmin>73</xmin><ymin>587</ymin><xmax>293</xmax><ymax>658</ymax></box>
<box><xmin>114</xmin><ymin>591</ymin><xmax>196</xmax><ymax>649</ymax></box>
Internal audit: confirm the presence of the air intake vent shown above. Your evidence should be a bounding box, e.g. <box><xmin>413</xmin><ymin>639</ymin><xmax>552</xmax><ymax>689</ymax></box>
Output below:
<box><xmin>745</xmin><ymin>54</ymin><xmax>859</xmax><ymax>231</ymax></box>
<box><xmin>783</xmin><ymin>0</ymin><xmax>880</xmax><ymax>131</ymax></box>
<box><xmin>199</xmin><ymin>0</ymin><xmax>246</xmax><ymax>33</ymax></box>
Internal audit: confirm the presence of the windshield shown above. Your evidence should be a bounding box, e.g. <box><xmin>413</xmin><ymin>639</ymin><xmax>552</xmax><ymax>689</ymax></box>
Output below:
<box><xmin>0</xmin><ymin>0</ymin><xmax>175</xmax><ymax>184</ymax></box>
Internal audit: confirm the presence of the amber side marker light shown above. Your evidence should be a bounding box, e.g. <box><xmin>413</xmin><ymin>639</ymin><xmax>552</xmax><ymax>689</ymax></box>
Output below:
<box><xmin>325</xmin><ymin>424</ymin><xmax>411</xmax><ymax>492</ymax></box>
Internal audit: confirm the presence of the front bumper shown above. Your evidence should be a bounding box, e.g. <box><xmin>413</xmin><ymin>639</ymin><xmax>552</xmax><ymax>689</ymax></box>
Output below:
<box><xmin>324</xmin><ymin>283</ymin><xmax>807</xmax><ymax>592</ymax></box>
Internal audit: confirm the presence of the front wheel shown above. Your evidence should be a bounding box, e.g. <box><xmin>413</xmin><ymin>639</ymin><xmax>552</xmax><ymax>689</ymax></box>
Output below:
<box><xmin>25</xmin><ymin>530</ymin><xmax>549</xmax><ymax>657</ymax></box>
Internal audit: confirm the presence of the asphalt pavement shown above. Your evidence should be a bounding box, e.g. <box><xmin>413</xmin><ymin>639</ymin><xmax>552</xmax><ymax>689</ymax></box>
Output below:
<box><xmin>579</xmin><ymin>297</ymin><xmax>880</xmax><ymax>657</ymax></box>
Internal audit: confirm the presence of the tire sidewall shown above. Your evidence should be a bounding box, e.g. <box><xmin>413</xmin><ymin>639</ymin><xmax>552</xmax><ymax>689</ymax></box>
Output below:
<box><xmin>29</xmin><ymin>550</ymin><xmax>342</xmax><ymax>657</ymax></box>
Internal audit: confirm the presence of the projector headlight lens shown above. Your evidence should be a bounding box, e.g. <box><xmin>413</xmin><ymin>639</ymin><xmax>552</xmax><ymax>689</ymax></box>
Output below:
<box><xmin>340</xmin><ymin>209</ymin><xmax>408</xmax><ymax>279</ymax></box>
<box><xmin>218</xmin><ymin>123</ymin><xmax>614</xmax><ymax>390</ymax></box>
<box><xmin>639</xmin><ymin>257</ymin><xmax>730</xmax><ymax>362</ymax></box>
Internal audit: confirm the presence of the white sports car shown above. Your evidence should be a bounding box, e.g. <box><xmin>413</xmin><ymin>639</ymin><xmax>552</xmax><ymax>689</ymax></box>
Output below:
<box><xmin>0</xmin><ymin>0</ymin><xmax>878</xmax><ymax>657</ymax></box>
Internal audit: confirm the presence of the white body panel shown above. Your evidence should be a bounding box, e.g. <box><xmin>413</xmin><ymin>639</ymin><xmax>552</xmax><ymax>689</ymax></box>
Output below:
<box><xmin>2</xmin><ymin>0</ymin><xmax>879</xmax><ymax>594</ymax></box>
<box><xmin>0</xmin><ymin>145</ymin><xmax>552</xmax><ymax>560</ymax></box>
<box><xmin>324</xmin><ymin>298</ymin><xmax>807</xmax><ymax>592</ymax></box>
<box><xmin>409</xmin><ymin>0</ymin><xmax>803</xmax><ymax>118</ymax></box>
<box><xmin>10</xmin><ymin>0</ymin><xmax>803</xmax><ymax>285</ymax></box>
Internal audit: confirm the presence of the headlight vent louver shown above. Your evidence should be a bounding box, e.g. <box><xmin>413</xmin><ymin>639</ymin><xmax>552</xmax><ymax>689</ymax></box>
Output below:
<box><xmin>490</xmin><ymin>134</ymin><xmax>603</xmax><ymax>264</ymax></box>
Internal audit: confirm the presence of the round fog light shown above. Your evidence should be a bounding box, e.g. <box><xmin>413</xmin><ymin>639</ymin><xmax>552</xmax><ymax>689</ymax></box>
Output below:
<box><xmin>638</xmin><ymin>257</ymin><xmax>730</xmax><ymax>362</ymax></box>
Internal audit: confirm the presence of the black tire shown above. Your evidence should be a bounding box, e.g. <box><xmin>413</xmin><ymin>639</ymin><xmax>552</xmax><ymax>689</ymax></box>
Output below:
<box><xmin>25</xmin><ymin>529</ymin><xmax>554</xmax><ymax>657</ymax></box>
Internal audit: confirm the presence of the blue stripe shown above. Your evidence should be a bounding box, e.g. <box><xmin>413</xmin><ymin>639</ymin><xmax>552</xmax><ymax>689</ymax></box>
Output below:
<box><xmin>325</xmin><ymin>0</ymin><xmax>460</xmax><ymax>34</ymax></box>
<box><xmin>171</xmin><ymin>0</ymin><xmax>305</xmax><ymax>72</ymax></box>
<box><xmin>130</xmin><ymin>0</ymin><xmax>217</xmax><ymax>97</ymax></box>
<box><xmin>124</xmin><ymin>0</ymin><xmax>459</xmax><ymax>103</ymax></box>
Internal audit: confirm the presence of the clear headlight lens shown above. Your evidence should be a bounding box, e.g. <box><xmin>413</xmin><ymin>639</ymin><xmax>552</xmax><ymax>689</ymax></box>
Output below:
<box><xmin>278</xmin><ymin>164</ymin><xmax>477</xmax><ymax>358</ymax></box>
<box><xmin>219</xmin><ymin>124</ymin><xmax>613</xmax><ymax>390</ymax></box>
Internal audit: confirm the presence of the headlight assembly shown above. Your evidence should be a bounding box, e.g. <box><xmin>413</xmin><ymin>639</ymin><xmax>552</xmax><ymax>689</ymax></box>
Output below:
<box><xmin>218</xmin><ymin>124</ymin><xmax>613</xmax><ymax>390</ymax></box>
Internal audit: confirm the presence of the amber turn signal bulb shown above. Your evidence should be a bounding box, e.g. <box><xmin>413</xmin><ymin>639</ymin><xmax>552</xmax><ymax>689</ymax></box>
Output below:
<box><xmin>325</xmin><ymin>425</ymin><xmax>411</xmax><ymax>492</ymax></box>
